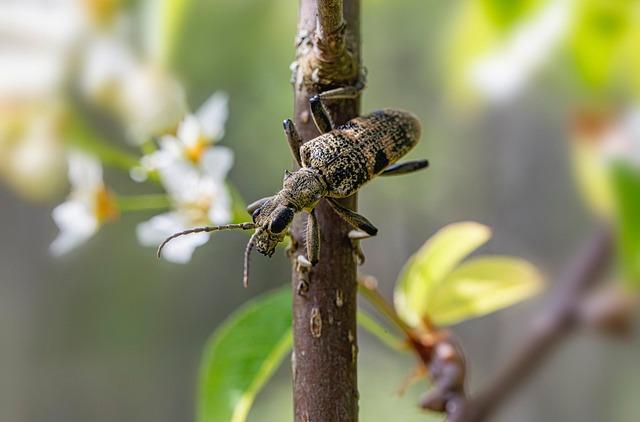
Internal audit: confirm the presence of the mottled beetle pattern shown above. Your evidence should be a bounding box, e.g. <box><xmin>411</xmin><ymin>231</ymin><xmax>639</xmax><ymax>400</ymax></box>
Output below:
<box><xmin>301</xmin><ymin>110</ymin><xmax>421</xmax><ymax>197</ymax></box>
<box><xmin>158</xmin><ymin>85</ymin><xmax>428</xmax><ymax>288</ymax></box>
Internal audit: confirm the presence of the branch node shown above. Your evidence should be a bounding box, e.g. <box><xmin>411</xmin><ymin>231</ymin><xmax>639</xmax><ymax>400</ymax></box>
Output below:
<box><xmin>293</xmin><ymin>1</ymin><xmax>358</xmax><ymax>91</ymax></box>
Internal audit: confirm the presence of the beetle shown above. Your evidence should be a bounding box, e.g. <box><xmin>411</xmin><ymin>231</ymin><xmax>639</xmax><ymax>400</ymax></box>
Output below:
<box><xmin>157</xmin><ymin>84</ymin><xmax>428</xmax><ymax>288</ymax></box>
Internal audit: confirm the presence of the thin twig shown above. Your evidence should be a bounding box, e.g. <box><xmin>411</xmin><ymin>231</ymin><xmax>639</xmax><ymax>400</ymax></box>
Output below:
<box><xmin>357</xmin><ymin>309</ymin><xmax>406</xmax><ymax>351</ymax></box>
<box><xmin>357</xmin><ymin>275</ymin><xmax>467</xmax><ymax>412</ymax></box>
<box><xmin>358</xmin><ymin>276</ymin><xmax>413</xmax><ymax>337</ymax></box>
<box><xmin>449</xmin><ymin>225</ymin><xmax>613</xmax><ymax>422</ymax></box>
<box><xmin>116</xmin><ymin>194</ymin><xmax>171</xmax><ymax>211</ymax></box>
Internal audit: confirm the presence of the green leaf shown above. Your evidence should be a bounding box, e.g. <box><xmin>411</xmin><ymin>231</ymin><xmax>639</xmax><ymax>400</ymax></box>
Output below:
<box><xmin>394</xmin><ymin>222</ymin><xmax>492</xmax><ymax>327</ymax></box>
<box><xmin>611</xmin><ymin>163</ymin><xmax>640</xmax><ymax>287</ymax></box>
<box><xmin>480</xmin><ymin>0</ymin><xmax>543</xmax><ymax>30</ymax></box>
<box><xmin>569</xmin><ymin>0</ymin><xmax>632</xmax><ymax>90</ymax></box>
<box><xmin>197</xmin><ymin>288</ymin><xmax>292</xmax><ymax>422</ymax></box>
<box><xmin>444</xmin><ymin>0</ymin><xmax>545</xmax><ymax>105</ymax></box>
<box><xmin>621</xmin><ymin>6</ymin><xmax>640</xmax><ymax>101</ymax></box>
<box><xmin>569</xmin><ymin>135</ymin><xmax>615</xmax><ymax>217</ymax></box>
<box><xmin>445</xmin><ymin>0</ymin><xmax>501</xmax><ymax>105</ymax></box>
<box><xmin>426</xmin><ymin>256</ymin><xmax>544</xmax><ymax>326</ymax></box>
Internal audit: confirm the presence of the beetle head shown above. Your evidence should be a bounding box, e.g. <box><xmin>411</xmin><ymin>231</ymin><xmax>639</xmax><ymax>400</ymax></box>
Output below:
<box><xmin>251</xmin><ymin>200</ymin><xmax>295</xmax><ymax>257</ymax></box>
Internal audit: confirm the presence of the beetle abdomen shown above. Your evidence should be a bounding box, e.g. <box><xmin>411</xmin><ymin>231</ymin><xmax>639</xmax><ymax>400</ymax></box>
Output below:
<box><xmin>300</xmin><ymin>109</ymin><xmax>421</xmax><ymax>197</ymax></box>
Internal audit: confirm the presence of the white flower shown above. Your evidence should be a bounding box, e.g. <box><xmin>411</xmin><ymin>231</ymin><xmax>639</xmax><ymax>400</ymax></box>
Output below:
<box><xmin>469</xmin><ymin>0</ymin><xmax>571</xmax><ymax>103</ymax></box>
<box><xmin>136</xmin><ymin>147</ymin><xmax>234</xmax><ymax>263</ymax></box>
<box><xmin>1</xmin><ymin>105</ymin><xmax>67</xmax><ymax>201</ymax></box>
<box><xmin>132</xmin><ymin>91</ymin><xmax>229</xmax><ymax>180</ymax></box>
<box><xmin>50</xmin><ymin>151</ymin><xmax>117</xmax><ymax>256</ymax></box>
<box><xmin>80</xmin><ymin>34</ymin><xmax>137</xmax><ymax>104</ymax></box>
<box><xmin>193</xmin><ymin>91</ymin><xmax>229</xmax><ymax>142</ymax></box>
<box><xmin>0</xmin><ymin>100</ymin><xmax>70</xmax><ymax>200</ymax></box>
<box><xmin>120</xmin><ymin>64</ymin><xmax>187</xmax><ymax>143</ymax></box>
<box><xmin>80</xmin><ymin>34</ymin><xmax>188</xmax><ymax>144</ymax></box>
<box><xmin>0</xmin><ymin>0</ymin><xmax>85</xmax><ymax>102</ymax></box>
<box><xmin>136</xmin><ymin>212</ymin><xmax>211</xmax><ymax>263</ymax></box>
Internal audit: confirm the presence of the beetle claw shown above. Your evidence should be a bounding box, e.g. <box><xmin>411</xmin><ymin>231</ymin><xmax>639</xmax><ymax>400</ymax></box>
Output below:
<box><xmin>295</xmin><ymin>255</ymin><xmax>312</xmax><ymax>296</ymax></box>
<box><xmin>297</xmin><ymin>255</ymin><xmax>313</xmax><ymax>269</ymax></box>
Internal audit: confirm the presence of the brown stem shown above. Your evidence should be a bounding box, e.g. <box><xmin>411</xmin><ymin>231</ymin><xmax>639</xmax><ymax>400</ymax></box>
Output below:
<box><xmin>449</xmin><ymin>226</ymin><xmax>613</xmax><ymax>422</ymax></box>
<box><xmin>317</xmin><ymin>0</ymin><xmax>344</xmax><ymax>39</ymax></box>
<box><xmin>290</xmin><ymin>1</ymin><xmax>361</xmax><ymax>421</ymax></box>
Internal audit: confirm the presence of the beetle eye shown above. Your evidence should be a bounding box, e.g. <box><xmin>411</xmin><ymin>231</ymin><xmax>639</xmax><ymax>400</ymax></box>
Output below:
<box><xmin>269</xmin><ymin>207</ymin><xmax>295</xmax><ymax>233</ymax></box>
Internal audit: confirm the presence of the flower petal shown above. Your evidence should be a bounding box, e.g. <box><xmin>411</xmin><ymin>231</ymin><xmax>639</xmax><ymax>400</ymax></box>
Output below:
<box><xmin>136</xmin><ymin>212</ymin><xmax>182</xmax><ymax>245</ymax></box>
<box><xmin>129</xmin><ymin>166</ymin><xmax>148</xmax><ymax>183</ymax></box>
<box><xmin>8</xmin><ymin>114</ymin><xmax>66</xmax><ymax>200</ymax></box>
<box><xmin>201</xmin><ymin>146</ymin><xmax>234</xmax><ymax>181</ymax></box>
<box><xmin>50</xmin><ymin>200</ymin><xmax>99</xmax><ymax>256</ymax></box>
<box><xmin>161</xmin><ymin>233</ymin><xmax>209</xmax><ymax>264</ymax></box>
<box><xmin>121</xmin><ymin>66</ymin><xmax>187</xmax><ymax>143</ymax></box>
<box><xmin>140</xmin><ymin>136</ymin><xmax>183</xmax><ymax>173</ymax></box>
<box><xmin>177</xmin><ymin>114</ymin><xmax>202</xmax><ymax>148</ymax></box>
<box><xmin>208</xmin><ymin>184</ymin><xmax>232</xmax><ymax>225</ymax></box>
<box><xmin>0</xmin><ymin>1</ymin><xmax>83</xmax><ymax>100</ymax></box>
<box><xmin>136</xmin><ymin>212</ymin><xmax>209</xmax><ymax>264</ymax></box>
<box><xmin>80</xmin><ymin>36</ymin><xmax>136</xmax><ymax>102</ymax></box>
<box><xmin>196</xmin><ymin>91</ymin><xmax>229</xmax><ymax>141</ymax></box>
<box><xmin>157</xmin><ymin>135</ymin><xmax>184</xmax><ymax>159</ymax></box>
<box><xmin>67</xmin><ymin>150</ymin><xmax>103</xmax><ymax>192</ymax></box>
<box><xmin>158</xmin><ymin>161</ymin><xmax>201</xmax><ymax>200</ymax></box>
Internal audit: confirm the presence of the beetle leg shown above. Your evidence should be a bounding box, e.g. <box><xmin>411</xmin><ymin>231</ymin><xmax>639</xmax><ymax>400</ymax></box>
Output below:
<box><xmin>306</xmin><ymin>208</ymin><xmax>320</xmax><ymax>266</ymax></box>
<box><xmin>285</xmin><ymin>229</ymin><xmax>297</xmax><ymax>258</ymax></box>
<box><xmin>316</xmin><ymin>80</ymin><xmax>366</xmax><ymax>101</ymax></box>
<box><xmin>326</xmin><ymin>198</ymin><xmax>378</xmax><ymax>236</ymax></box>
<box><xmin>246</xmin><ymin>196</ymin><xmax>274</xmax><ymax>214</ymax></box>
<box><xmin>296</xmin><ymin>255</ymin><xmax>312</xmax><ymax>296</ymax></box>
<box><xmin>381</xmin><ymin>159</ymin><xmax>429</xmax><ymax>176</ymax></box>
<box><xmin>309</xmin><ymin>80</ymin><xmax>366</xmax><ymax>133</ymax></box>
<box><xmin>349</xmin><ymin>230</ymin><xmax>372</xmax><ymax>240</ymax></box>
<box><xmin>349</xmin><ymin>230</ymin><xmax>370</xmax><ymax>265</ymax></box>
<box><xmin>309</xmin><ymin>95</ymin><xmax>333</xmax><ymax>133</ymax></box>
<box><xmin>283</xmin><ymin>119</ymin><xmax>303</xmax><ymax>166</ymax></box>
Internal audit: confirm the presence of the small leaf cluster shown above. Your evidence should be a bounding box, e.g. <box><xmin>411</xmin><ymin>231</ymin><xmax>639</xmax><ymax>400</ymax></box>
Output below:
<box><xmin>196</xmin><ymin>222</ymin><xmax>544</xmax><ymax>421</ymax></box>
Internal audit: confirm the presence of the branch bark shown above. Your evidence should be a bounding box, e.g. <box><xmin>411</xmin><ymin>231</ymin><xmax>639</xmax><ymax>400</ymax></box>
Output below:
<box><xmin>290</xmin><ymin>1</ymin><xmax>361</xmax><ymax>421</ymax></box>
<box><xmin>448</xmin><ymin>226</ymin><xmax>613</xmax><ymax>422</ymax></box>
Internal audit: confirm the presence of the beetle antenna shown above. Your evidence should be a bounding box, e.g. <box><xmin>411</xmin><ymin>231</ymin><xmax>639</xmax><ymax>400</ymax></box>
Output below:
<box><xmin>157</xmin><ymin>222</ymin><xmax>257</xmax><ymax>258</ymax></box>
<box><xmin>243</xmin><ymin>227</ymin><xmax>264</xmax><ymax>288</ymax></box>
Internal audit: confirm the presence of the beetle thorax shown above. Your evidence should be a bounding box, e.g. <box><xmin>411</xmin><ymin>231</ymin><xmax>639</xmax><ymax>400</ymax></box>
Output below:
<box><xmin>279</xmin><ymin>167</ymin><xmax>327</xmax><ymax>211</ymax></box>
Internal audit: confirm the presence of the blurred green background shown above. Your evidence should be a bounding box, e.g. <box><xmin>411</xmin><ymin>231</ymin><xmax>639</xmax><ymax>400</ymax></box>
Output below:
<box><xmin>1</xmin><ymin>0</ymin><xmax>639</xmax><ymax>421</ymax></box>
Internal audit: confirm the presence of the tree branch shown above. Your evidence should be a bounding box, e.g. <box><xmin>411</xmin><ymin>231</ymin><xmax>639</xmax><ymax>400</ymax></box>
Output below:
<box><xmin>317</xmin><ymin>0</ymin><xmax>344</xmax><ymax>39</ymax></box>
<box><xmin>290</xmin><ymin>1</ymin><xmax>361</xmax><ymax>421</ymax></box>
<box><xmin>294</xmin><ymin>0</ymin><xmax>358</xmax><ymax>92</ymax></box>
<box><xmin>448</xmin><ymin>226</ymin><xmax>613</xmax><ymax>422</ymax></box>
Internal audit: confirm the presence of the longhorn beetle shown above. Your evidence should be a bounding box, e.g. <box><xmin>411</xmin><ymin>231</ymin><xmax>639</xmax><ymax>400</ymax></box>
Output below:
<box><xmin>158</xmin><ymin>84</ymin><xmax>428</xmax><ymax>289</ymax></box>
